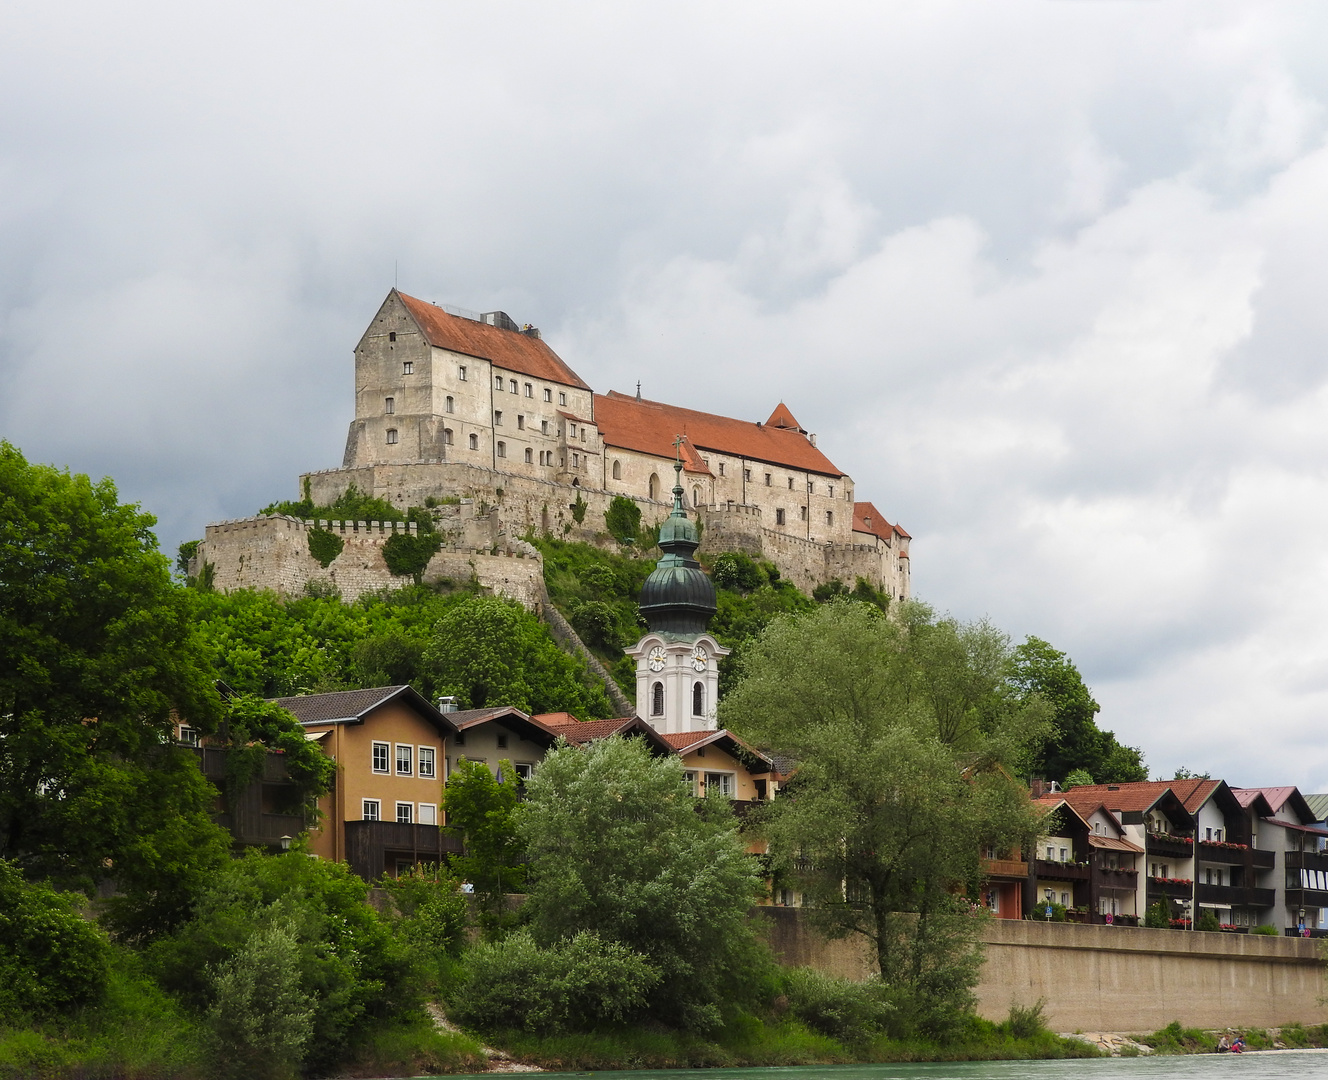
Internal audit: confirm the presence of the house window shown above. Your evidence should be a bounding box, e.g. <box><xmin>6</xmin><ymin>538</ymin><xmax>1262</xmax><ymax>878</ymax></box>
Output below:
<box><xmin>514</xmin><ymin>763</ymin><xmax>533</xmax><ymax>780</ymax></box>
<box><xmin>543</xmin><ymin>388</ymin><xmax>552</xmax><ymax>402</ymax></box>
<box><xmin>443</xmin><ymin>428</ymin><xmax>453</xmax><ymax>445</ymax></box>
<box><xmin>651</xmin><ymin>682</ymin><xmax>664</xmax><ymax>716</ymax></box>
<box><xmin>683</xmin><ymin>770</ymin><xmax>698</xmax><ymax>796</ymax></box>
<box><xmin>1046</xmin><ymin>846</ymin><xmax>1055</xmax><ymax>860</ymax></box>
<box><xmin>403</xmin><ymin>361</ymin><xmax>414</xmax><ymax>376</ymax></box>
<box><xmin>612</xmin><ymin>460</ymin><xmax>621</xmax><ymax>480</ymax></box>
<box><xmin>525</xmin><ymin>382</ymin><xmax>533</xmax><ymax>397</ymax></box>
<box><xmin>497</xmin><ymin>441</ymin><xmax>506</xmax><ymax>458</ymax></box>
<box><xmin>558</xmin><ymin>392</ymin><xmax>567</xmax><ymax>406</ymax></box>
<box><xmin>1206</xmin><ymin>828</ymin><xmax>1212</xmax><ymax>841</ymax></box>
<box><xmin>826</xmin><ymin>510</ymin><xmax>834</xmax><ymax>526</ymax></box>
<box><xmin>396</xmin><ymin>744</ymin><xmax>413</xmax><ymax>776</ymax></box>
<box><xmin>494</xmin><ymin>410</ymin><xmax>503</xmax><ymax>425</ymax></box>
<box><xmin>469</xmin><ymin>434</ymin><xmax>479</xmax><ymax>450</ymax></box>
<box><xmin>517</xmin><ymin>414</ymin><xmax>525</xmax><ymax>430</ymax></box>
<box><xmin>497</xmin><ymin>733</ymin><xmax>508</xmax><ymax>749</ymax></box>
<box><xmin>389</xmin><ymin>331</ymin><xmax>396</xmax><ymax>342</ymax></box>
<box><xmin>396</xmin><ymin>802</ymin><xmax>413</xmax><ymax>824</ymax></box>
<box><xmin>692</xmin><ymin>682</ymin><xmax>704</xmax><ymax>716</ymax></box>
<box><xmin>445</xmin><ymin>396</ymin><xmax>454</xmax><ymax>413</ymax></box>
<box><xmin>362</xmin><ymin>799</ymin><xmax>380</xmax><ymax>821</ymax></box>
<box><xmin>1216</xmin><ymin>828</ymin><xmax>1223</xmax><ymax>841</ymax></box>
<box><xmin>743</xmin><ymin>468</ymin><xmax>751</xmax><ymax>482</ymax></box>
<box><xmin>1059</xmin><ymin>847</ymin><xmax>1068</xmax><ymax>861</ymax></box>
<box><xmin>384</xmin><ymin>396</ymin><xmax>395</xmax><ymax>414</ymax></box>
<box><xmin>453</xmin><ymin>731</ymin><xmax>466</xmax><ymax>747</ymax></box>
<box><xmin>386</xmin><ymin>429</ymin><xmax>398</xmax><ymax>444</ymax></box>
<box><xmin>177</xmin><ymin>725</ymin><xmax>199</xmax><ymax>746</ymax></box>
<box><xmin>418</xmin><ymin>746</ymin><xmax>436</xmax><ymax>779</ymax></box>
<box><xmin>372</xmin><ymin>742</ymin><xmax>389</xmax><ymax>773</ymax></box>
<box><xmin>775</xmin><ymin>508</ymin><xmax>785</xmax><ymax>526</ymax></box>
<box><xmin>705</xmin><ymin>772</ymin><xmax>734</xmax><ymax>798</ymax></box>
<box><xmin>418</xmin><ymin>803</ymin><xmax>437</xmax><ymax>825</ymax></box>
<box><xmin>524</xmin><ymin>448</ymin><xmax>533</xmax><ymax>463</ymax></box>
<box><xmin>509</xmin><ymin>379</ymin><xmax>518</xmax><ymax>394</ymax></box>
<box><xmin>495</xmin><ymin>374</ymin><xmax>505</xmax><ymax>390</ymax></box>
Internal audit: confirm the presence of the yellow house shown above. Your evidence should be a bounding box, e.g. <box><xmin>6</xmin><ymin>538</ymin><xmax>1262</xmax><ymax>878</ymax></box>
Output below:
<box><xmin>443</xmin><ymin>705</ymin><xmax>566</xmax><ymax>783</ymax></box>
<box><xmin>274</xmin><ymin>685</ymin><xmax>459</xmax><ymax>879</ymax></box>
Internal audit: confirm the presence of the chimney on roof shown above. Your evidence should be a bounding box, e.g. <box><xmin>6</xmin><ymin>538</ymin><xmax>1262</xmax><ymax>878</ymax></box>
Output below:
<box><xmin>437</xmin><ymin>696</ymin><xmax>458</xmax><ymax>713</ymax></box>
<box><xmin>1031</xmin><ymin>778</ymin><xmax>1045</xmax><ymax>798</ymax></box>
<box><xmin>809</xmin><ymin>433</ymin><xmax>817</xmax><ymax>446</ymax></box>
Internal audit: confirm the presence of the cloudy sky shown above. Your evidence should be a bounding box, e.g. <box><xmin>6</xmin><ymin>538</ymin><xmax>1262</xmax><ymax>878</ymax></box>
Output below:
<box><xmin>4</xmin><ymin>2</ymin><xmax>1328</xmax><ymax>788</ymax></box>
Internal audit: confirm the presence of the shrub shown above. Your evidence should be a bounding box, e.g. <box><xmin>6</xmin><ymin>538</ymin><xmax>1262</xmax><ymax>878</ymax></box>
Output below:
<box><xmin>1252</xmin><ymin>923</ymin><xmax>1280</xmax><ymax>936</ymax></box>
<box><xmin>997</xmin><ymin>998</ymin><xmax>1048</xmax><ymax>1039</ymax></box>
<box><xmin>449</xmin><ymin>930</ymin><xmax>659</xmax><ymax>1035</ymax></box>
<box><xmin>604</xmin><ymin>496</ymin><xmax>642</xmax><ymax>543</ymax></box>
<box><xmin>381</xmin><ymin>864</ymin><xmax>469</xmax><ymax>962</ymax></box>
<box><xmin>712</xmin><ymin>552</ymin><xmax>765</xmax><ymax>593</ymax></box>
<box><xmin>571</xmin><ymin>599</ymin><xmax>624</xmax><ymax>651</ymax></box>
<box><xmin>779</xmin><ymin>968</ymin><xmax>894</xmax><ymax>1042</ymax></box>
<box><xmin>1143</xmin><ymin>901</ymin><xmax>1171</xmax><ymax>929</ymax></box>
<box><xmin>0</xmin><ymin>861</ymin><xmax>111</xmax><ymax>1021</ymax></box>
<box><xmin>1195</xmin><ymin>909</ymin><xmax>1221</xmax><ymax>932</ymax></box>
<box><xmin>307</xmin><ymin>526</ymin><xmax>344</xmax><ymax>567</ymax></box>
<box><xmin>383</xmin><ymin>530</ymin><xmax>443</xmax><ymax>583</ymax></box>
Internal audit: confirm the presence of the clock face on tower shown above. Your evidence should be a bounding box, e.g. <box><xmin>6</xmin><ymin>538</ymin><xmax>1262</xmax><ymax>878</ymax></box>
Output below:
<box><xmin>691</xmin><ymin>645</ymin><xmax>709</xmax><ymax>671</ymax></box>
<box><xmin>647</xmin><ymin>646</ymin><xmax>667</xmax><ymax>672</ymax></box>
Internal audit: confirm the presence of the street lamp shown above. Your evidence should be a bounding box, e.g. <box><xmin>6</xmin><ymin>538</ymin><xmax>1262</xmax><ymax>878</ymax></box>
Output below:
<box><xmin>279</xmin><ymin>835</ymin><xmax>293</xmax><ymax>851</ymax></box>
<box><xmin>1299</xmin><ymin>907</ymin><xmax>1307</xmax><ymax>936</ymax></box>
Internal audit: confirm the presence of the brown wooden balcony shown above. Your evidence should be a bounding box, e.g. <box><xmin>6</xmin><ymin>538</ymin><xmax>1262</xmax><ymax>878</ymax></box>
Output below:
<box><xmin>1093</xmin><ymin>866</ymin><xmax>1139</xmax><ymax>890</ymax></box>
<box><xmin>1035</xmin><ymin>858</ymin><xmax>1091</xmax><ymax>882</ymax></box>
<box><xmin>1286</xmin><ymin>850</ymin><xmax>1328</xmax><ymax>873</ymax></box>
<box><xmin>981</xmin><ymin>857</ymin><xmax>1029</xmax><ymax>879</ymax></box>
<box><xmin>1196</xmin><ymin>882</ymin><xmax>1275</xmax><ymax>908</ymax></box>
<box><xmin>1148</xmin><ymin>876</ymin><xmax>1193</xmax><ymax>898</ymax></box>
<box><xmin>1146</xmin><ymin>833</ymin><xmax>1195</xmax><ymax>860</ymax></box>
<box><xmin>344</xmin><ymin>820</ymin><xmax>462</xmax><ymax>881</ymax></box>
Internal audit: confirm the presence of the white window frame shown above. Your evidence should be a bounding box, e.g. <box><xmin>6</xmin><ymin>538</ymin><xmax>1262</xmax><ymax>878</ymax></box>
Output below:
<box><xmin>372</xmin><ymin>741</ymin><xmax>390</xmax><ymax>774</ymax></box>
<box><xmin>514</xmin><ymin>762</ymin><xmax>534</xmax><ymax>780</ymax></box>
<box><xmin>418</xmin><ymin>746</ymin><xmax>436</xmax><ymax>779</ymax></box>
<box><xmin>495</xmin><ymin>374</ymin><xmax>505</xmax><ymax>390</ymax></box>
<box><xmin>403</xmin><ymin>360</ymin><xmax>413</xmax><ymax>375</ymax></box>
<box><xmin>362</xmin><ymin>799</ymin><xmax>381</xmax><ymax>821</ymax></box>
<box><xmin>558</xmin><ymin>391</ymin><xmax>567</xmax><ymax>406</ymax></box>
<box><xmin>395</xmin><ymin>743</ymin><xmax>413</xmax><ymax>776</ymax></box>
<box><xmin>458</xmin><ymin>365</ymin><xmax>466</xmax><ymax>381</ymax></box>
<box><xmin>396</xmin><ymin>802</ymin><xmax>413</xmax><ymax>824</ymax></box>
<box><xmin>418</xmin><ymin>802</ymin><xmax>437</xmax><ymax>825</ymax></box>
<box><xmin>704</xmin><ymin>771</ymin><xmax>735</xmax><ymax>799</ymax></box>
<box><xmin>683</xmin><ymin>770</ymin><xmax>698</xmax><ymax>796</ymax></box>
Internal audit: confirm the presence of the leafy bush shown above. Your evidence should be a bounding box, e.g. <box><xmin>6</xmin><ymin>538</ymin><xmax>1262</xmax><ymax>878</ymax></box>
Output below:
<box><xmin>1252</xmin><ymin>923</ymin><xmax>1280</xmax><ymax>936</ymax></box>
<box><xmin>779</xmin><ymin>968</ymin><xmax>894</xmax><ymax>1042</ymax></box>
<box><xmin>307</xmin><ymin>527</ymin><xmax>344</xmax><ymax>567</ymax></box>
<box><xmin>997</xmin><ymin>999</ymin><xmax>1047</xmax><ymax>1039</ymax></box>
<box><xmin>571</xmin><ymin>599</ymin><xmax>624</xmax><ymax>651</ymax></box>
<box><xmin>0</xmin><ymin>862</ymin><xmax>111</xmax><ymax>1021</ymax></box>
<box><xmin>712</xmin><ymin>552</ymin><xmax>765</xmax><ymax>593</ymax></box>
<box><xmin>1195</xmin><ymin>909</ymin><xmax>1221</xmax><ymax>932</ymax></box>
<box><xmin>1062</xmin><ymin>768</ymin><xmax>1094</xmax><ymax>789</ymax></box>
<box><xmin>604</xmin><ymin>495</ymin><xmax>642</xmax><ymax>543</ymax></box>
<box><xmin>383</xmin><ymin>530</ymin><xmax>443</xmax><ymax>583</ymax></box>
<box><xmin>381</xmin><ymin>864</ymin><xmax>469</xmax><ymax>964</ymax></box>
<box><xmin>1143</xmin><ymin>900</ymin><xmax>1171</xmax><ymax>929</ymax></box>
<box><xmin>449</xmin><ymin>930</ymin><xmax>659</xmax><ymax>1035</ymax></box>
<box><xmin>262</xmin><ymin>482</ymin><xmax>404</xmax><ymax>524</ymax></box>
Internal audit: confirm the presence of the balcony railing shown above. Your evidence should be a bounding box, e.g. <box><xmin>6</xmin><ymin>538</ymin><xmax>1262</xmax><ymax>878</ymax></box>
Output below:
<box><xmin>214</xmin><ymin>811</ymin><xmax>307</xmax><ymax>848</ymax></box>
<box><xmin>1093</xmin><ymin>866</ymin><xmax>1139</xmax><ymax>890</ymax></box>
<box><xmin>1034</xmin><ymin>859</ymin><xmax>1091</xmax><ymax>882</ymax></box>
<box><xmin>980</xmin><ymin>858</ymin><xmax>1029</xmax><ymax>879</ymax></box>
<box><xmin>1195</xmin><ymin>882</ymin><xmax>1276</xmax><ymax>908</ymax></box>
<box><xmin>1197</xmin><ymin>840</ymin><xmax>1251</xmax><ymax>864</ymax></box>
<box><xmin>1286</xmin><ymin>850</ymin><xmax>1328</xmax><ymax>874</ymax></box>
<box><xmin>1148</xmin><ymin>877</ymin><xmax>1193</xmax><ymax>897</ymax></box>
<box><xmin>343</xmin><ymin>820</ymin><xmax>463</xmax><ymax>880</ymax></box>
<box><xmin>1146</xmin><ymin>834</ymin><xmax>1195</xmax><ymax>859</ymax></box>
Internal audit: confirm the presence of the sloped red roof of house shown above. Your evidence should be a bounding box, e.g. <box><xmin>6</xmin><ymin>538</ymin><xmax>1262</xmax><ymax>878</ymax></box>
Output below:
<box><xmin>594</xmin><ymin>391</ymin><xmax>844</xmax><ymax>477</ymax></box>
<box><xmin>395</xmin><ymin>290</ymin><xmax>592</xmax><ymax>390</ymax></box>
<box><xmin>766</xmin><ymin>402</ymin><xmax>803</xmax><ymax>431</ymax></box>
<box><xmin>853</xmin><ymin>501</ymin><xmax>894</xmax><ymax>542</ymax></box>
<box><xmin>1233</xmin><ymin>786</ymin><xmax>1315</xmax><ymax>823</ymax></box>
<box><xmin>1059</xmin><ymin>781</ymin><xmax>1179</xmax><ymax>815</ymax></box>
<box><xmin>542</xmin><ymin>717</ymin><xmax>639</xmax><ymax>743</ymax></box>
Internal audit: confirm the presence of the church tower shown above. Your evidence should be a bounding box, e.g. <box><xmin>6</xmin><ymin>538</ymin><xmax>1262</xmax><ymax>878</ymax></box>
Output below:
<box><xmin>626</xmin><ymin>457</ymin><xmax>729</xmax><ymax>733</ymax></box>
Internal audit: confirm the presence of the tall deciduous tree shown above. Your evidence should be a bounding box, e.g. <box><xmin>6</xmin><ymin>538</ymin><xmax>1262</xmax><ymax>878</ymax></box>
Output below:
<box><xmin>0</xmin><ymin>442</ymin><xmax>230</xmax><ymax>905</ymax></box>
<box><xmin>441</xmin><ymin>758</ymin><xmax>526</xmax><ymax>927</ymax></box>
<box><xmin>719</xmin><ymin>601</ymin><xmax>1045</xmax><ymax>1037</ymax></box>
<box><xmin>1011</xmin><ymin>636</ymin><xmax>1146</xmax><ymax>784</ymax></box>
<box><xmin>519</xmin><ymin>737</ymin><xmax>766</xmax><ymax>1031</ymax></box>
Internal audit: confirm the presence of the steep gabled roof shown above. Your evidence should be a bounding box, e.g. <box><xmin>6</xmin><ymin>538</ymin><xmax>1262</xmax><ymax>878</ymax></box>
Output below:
<box><xmin>765</xmin><ymin>402</ymin><xmax>803</xmax><ymax>431</ymax></box>
<box><xmin>594</xmin><ymin>391</ymin><xmax>844</xmax><ymax>477</ymax></box>
<box><xmin>1305</xmin><ymin>793</ymin><xmax>1328</xmax><ymax>823</ymax></box>
<box><xmin>538</xmin><ymin>714</ymin><xmax>675</xmax><ymax>756</ymax></box>
<box><xmin>1232</xmin><ymin>786</ymin><xmax>1317</xmax><ymax>824</ymax></box>
<box><xmin>853</xmin><ymin>501</ymin><xmax>900</xmax><ymax>543</ymax></box>
<box><xmin>449</xmin><ymin>706</ymin><xmax>563</xmax><ymax>748</ymax></box>
<box><xmin>272</xmin><ymin>685</ymin><xmax>457</xmax><ymax>737</ymax></box>
<box><xmin>661</xmin><ymin>729</ymin><xmax>775</xmax><ymax>773</ymax></box>
<box><xmin>394</xmin><ymin>290</ymin><xmax>592</xmax><ymax>390</ymax></box>
<box><xmin>1059</xmin><ymin>781</ymin><xmax>1196</xmax><ymax>825</ymax></box>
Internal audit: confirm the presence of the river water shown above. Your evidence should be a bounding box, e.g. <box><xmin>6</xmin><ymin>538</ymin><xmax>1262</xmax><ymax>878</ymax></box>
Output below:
<box><xmin>432</xmin><ymin>1051</ymin><xmax>1328</xmax><ymax>1080</ymax></box>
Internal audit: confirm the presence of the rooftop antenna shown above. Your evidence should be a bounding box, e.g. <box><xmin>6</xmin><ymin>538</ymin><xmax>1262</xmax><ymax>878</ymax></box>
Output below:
<box><xmin>636</xmin><ymin>381</ymin><xmax>642</xmax><ymax>401</ymax></box>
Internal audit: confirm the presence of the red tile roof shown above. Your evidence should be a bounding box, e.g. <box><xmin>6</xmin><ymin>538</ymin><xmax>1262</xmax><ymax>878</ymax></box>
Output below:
<box><xmin>542</xmin><ymin>717</ymin><xmax>640</xmax><ymax>743</ymax></box>
<box><xmin>1058</xmin><ymin>781</ymin><xmax>1179</xmax><ymax>815</ymax></box>
<box><xmin>765</xmin><ymin>402</ymin><xmax>803</xmax><ymax>431</ymax></box>
<box><xmin>594</xmin><ymin>391</ymin><xmax>845</xmax><ymax>477</ymax></box>
<box><xmin>396</xmin><ymin>290</ymin><xmax>592</xmax><ymax>390</ymax></box>
<box><xmin>853</xmin><ymin>501</ymin><xmax>895</xmax><ymax>542</ymax></box>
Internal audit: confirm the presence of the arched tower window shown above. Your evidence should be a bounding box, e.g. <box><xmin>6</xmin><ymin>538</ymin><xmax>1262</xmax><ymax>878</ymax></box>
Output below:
<box><xmin>692</xmin><ymin>682</ymin><xmax>704</xmax><ymax>716</ymax></box>
<box><xmin>649</xmin><ymin>473</ymin><xmax>660</xmax><ymax>500</ymax></box>
<box><xmin>468</xmin><ymin>433</ymin><xmax>479</xmax><ymax>450</ymax></box>
<box><xmin>692</xmin><ymin>487</ymin><xmax>701</xmax><ymax>507</ymax></box>
<box><xmin>612</xmin><ymin>460</ymin><xmax>622</xmax><ymax>480</ymax></box>
<box><xmin>524</xmin><ymin>447</ymin><xmax>533</xmax><ymax>463</ymax></box>
<box><xmin>443</xmin><ymin>428</ymin><xmax>453</xmax><ymax>445</ymax></box>
<box><xmin>651</xmin><ymin>682</ymin><xmax>664</xmax><ymax>717</ymax></box>
<box><xmin>385</xmin><ymin>429</ymin><xmax>398</xmax><ymax>445</ymax></box>
<box><xmin>445</xmin><ymin>396</ymin><xmax>454</xmax><ymax>413</ymax></box>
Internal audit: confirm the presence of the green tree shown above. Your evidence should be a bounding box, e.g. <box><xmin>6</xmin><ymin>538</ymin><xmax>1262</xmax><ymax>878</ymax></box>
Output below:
<box><xmin>519</xmin><ymin>737</ymin><xmax>766</xmax><ymax>1031</ymax></box>
<box><xmin>603</xmin><ymin>495</ymin><xmax>641</xmax><ymax>543</ymax></box>
<box><xmin>719</xmin><ymin>602</ymin><xmax>1045</xmax><ymax>1039</ymax></box>
<box><xmin>0</xmin><ymin>443</ymin><xmax>228</xmax><ymax>898</ymax></box>
<box><xmin>421</xmin><ymin>596</ymin><xmax>611</xmax><ymax>717</ymax></box>
<box><xmin>441</xmin><ymin>759</ymin><xmax>526</xmax><ymax>928</ymax></box>
<box><xmin>1011</xmin><ymin>637</ymin><xmax>1147</xmax><ymax>784</ymax></box>
<box><xmin>382</xmin><ymin>530</ymin><xmax>443</xmax><ymax>584</ymax></box>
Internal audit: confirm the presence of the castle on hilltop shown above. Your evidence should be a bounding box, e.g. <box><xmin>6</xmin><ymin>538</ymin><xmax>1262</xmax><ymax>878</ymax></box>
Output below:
<box><xmin>197</xmin><ymin>289</ymin><xmax>910</xmax><ymax>602</ymax></box>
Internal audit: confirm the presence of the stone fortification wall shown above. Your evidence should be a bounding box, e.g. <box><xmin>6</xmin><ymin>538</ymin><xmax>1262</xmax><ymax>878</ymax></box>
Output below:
<box><xmin>756</xmin><ymin>909</ymin><xmax>1328</xmax><ymax>1032</ymax></box>
<box><xmin>195</xmin><ymin>514</ymin><xmax>544</xmax><ymax>608</ymax></box>
<box><xmin>698</xmin><ymin>502</ymin><xmax>764</xmax><ymax>557</ymax></box>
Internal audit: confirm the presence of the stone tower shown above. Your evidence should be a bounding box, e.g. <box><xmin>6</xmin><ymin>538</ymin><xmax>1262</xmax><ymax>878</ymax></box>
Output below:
<box><xmin>625</xmin><ymin>458</ymin><xmax>729</xmax><ymax>733</ymax></box>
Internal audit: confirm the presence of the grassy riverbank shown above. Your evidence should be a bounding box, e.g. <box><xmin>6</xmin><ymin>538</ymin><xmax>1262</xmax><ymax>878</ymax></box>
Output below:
<box><xmin>1135</xmin><ymin>1020</ymin><xmax>1328</xmax><ymax>1054</ymax></box>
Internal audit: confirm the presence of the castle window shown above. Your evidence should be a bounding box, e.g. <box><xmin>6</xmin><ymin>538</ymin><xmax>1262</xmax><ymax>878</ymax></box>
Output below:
<box><xmin>799</xmin><ymin>505</ymin><xmax>807</xmax><ymax>521</ymax></box>
<box><xmin>445</xmin><ymin>396</ymin><xmax>454</xmax><ymax>413</ymax></box>
<box><xmin>543</xmin><ymin>388</ymin><xmax>552</xmax><ymax>402</ymax></box>
<box><xmin>572</xmin><ymin>452</ymin><xmax>580</xmax><ymax>467</ymax></box>
<box><xmin>443</xmin><ymin>428</ymin><xmax>453</xmax><ymax>445</ymax></box>
<box><xmin>541</xmin><ymin>420</ymin><xmax>549</xmax><ymax>435</ymax></box>
<box><xmin>509</xmin><ymin>379</ymin><xmax>518</xmax><ymax>394</ymax></box>
<box><xmin>469</xmin><ymin>433</ymin><xmax>479</xmax><ymax>450</ymax></box>
<box><xmin>384</xmin><ymin>397</ymin><xmax>394</xmax><ymax>414</ymax></box>
<box><xmin>828</xmin><ymin>484</ymin><xmax>834</xmax><ymax>497</ymax></box>
<box><xmin>386</xmin><ymin>428</ymin><xmax>398</xmax><ymax>444</ymax></box>
<box><xmin>494</xmin><ymin>411</ymin><xmax>503</xmax><ymax>425</ymax></box>
<box><xmin>719</xmin><ymin>463</ymin><xmax>725</xmax><ymax>476</ymax></box>
<box><xmin>744</xmin><ymin>468</ymin><xmax>751</xmax><ymax>482</ymax></box>
<box><xmin>569</xmin><ymin>423</ymin><xmax>576</xmax><ymax>437</ymax></box>
<box><xmin>403</xmin><ymin>361</ymin><xmax>413</xmax><ymax>375</ymax></box>
<box><xmin>649</xmin><ymin>474</ymin><xmax>659</xmax><ymax>500</ymax></box>
<box><xmin>558</xmin><ymin>392</ymin><xmax>567</xmax><ymax>406</ymax></box>
<box><xmin>775</xmin><ymin>508</ymin><xmax>785</xmax><ymax>526</ymax></box>
<box><xmin>495</xmin><ymin>375</ymin><xmax>504</xmax><ymax>390</ymax></box>
<box><xmin>612</xmin><ymin>460</ymin><xmax>621</xmax><ymax>480</ymax></box>
<box><xmin>458</xmin><ymin>365</ymin><xmax>466</xmax><ymax>381</ymax></box>
<box><xmin>826</xmin><ymin>510</ymin><xmax>834</xmax><ymax>526</ymax></box>
<box><xmin>693</xmin><ymin>682</ymin><xmax>704</xmax><ymax>716</ymax></box>
<box><xmin>497</xmin><ymin>441</ymin><xmax>506</xmax><ymax>458</ymax></box>
<box><xmin>808</xmin><ymin>481</ymin><xmax>814</xmax><ymax>493</ymax></box>
<box><xmin>389</xmin><ymin>331</ymin><xmax>396</xmax><ymax>342</ymax></box>
<box><xmin>525</xmin><ymin>382</ymin><xmax>533</xmax><ymax>397</ymax></box>
<box><xmin>517</xmin><ymin>415</ymin><xmax>525</xmax><ymax>430</ymax></box>
<box><xmin>651</xmin><ymin>682</ymin><xmax>664</xmax><ymax>716</ymax></box>
<box><xmin>692</xmin><ymin>487</ymin><xmax>701</xmax><ymax>507</ymax></box>
<box><xmin>581</xmin><ymin>427</ymin><xmax>586</xmax><ymax>442</ymax></box>
<box><xmin>524</xmin><ymin>447</ymin><xmax>533</xmax><ymax>464</ymax></box>
<box><xmin>787</xmin><ymin>477</ymin><xmax>793</xmax><ymax>490</ymax></box>
<box><xmin>765</xmin><ymin>474</ymin><xmax>772</xmax><ymax>486</ymax></box>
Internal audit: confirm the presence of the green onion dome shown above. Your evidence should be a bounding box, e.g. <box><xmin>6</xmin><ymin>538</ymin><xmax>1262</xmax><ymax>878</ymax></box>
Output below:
<box><xmin>637</xmin><ymin>462</ymin><xmax>716</xmax><ymax>637</ymax></box>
